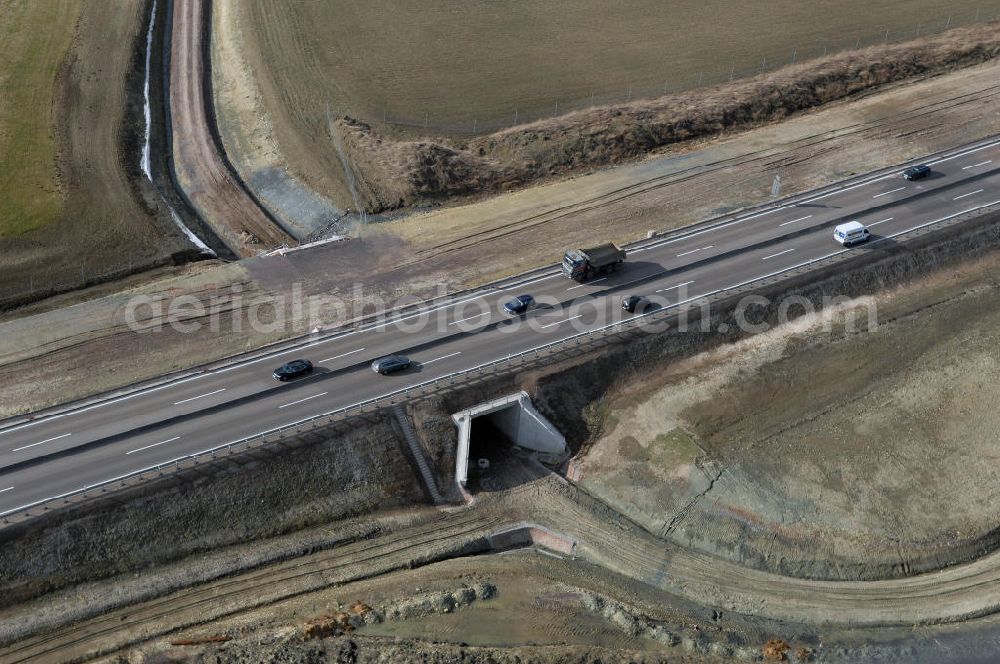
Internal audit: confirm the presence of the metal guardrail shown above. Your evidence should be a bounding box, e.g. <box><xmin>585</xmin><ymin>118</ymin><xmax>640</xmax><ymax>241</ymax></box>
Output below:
<box><xmin>2</xmin><ymin>198</ymin><xmax>998</xmax><ymax>527</ymax></box>
<box><xmin>4</xmin><ymin>134</ymin><xmax>997</xmax><ymax>438</ymax></box>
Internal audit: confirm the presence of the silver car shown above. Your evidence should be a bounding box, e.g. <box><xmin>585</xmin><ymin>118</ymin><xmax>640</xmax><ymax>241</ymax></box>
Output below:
<box><xmin>371</xmin><ymin>355</ymin><xmax>411</xmax><ymax>374</ymax></box>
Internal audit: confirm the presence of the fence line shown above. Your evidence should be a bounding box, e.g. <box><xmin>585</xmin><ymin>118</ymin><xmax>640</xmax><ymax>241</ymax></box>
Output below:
<box><xmin>0</xmin><ymin>256</ymin><xmax>177</xmax><ymax>311</ymax></box>
<box><xmin>3</xmin><ymin>197</ymin><xmax>997</xmax><ymax>528</ymax></box>
<box><xmin>370</xmin><ymin>7</ymin><xmax>1000</xmax><ymax>136</ymax></box>
<box><xmin>6</xmin><ymin>9</ymin><xmax>998</xmax><ymax>307</ymax></box>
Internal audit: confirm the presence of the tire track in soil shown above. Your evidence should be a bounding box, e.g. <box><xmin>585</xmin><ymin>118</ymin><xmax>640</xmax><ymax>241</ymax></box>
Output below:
<box><xmin>0</xmin><ymin>510</ymin><xmax>504</xmax><ymax>663</ymax></box>
<box><xmin>405</xmin><ymin>82</ymin><xmax>1000</xmax><ymax>265</ymax></box>
<box><xmin>9</xmin><ymin>474</ymin><xmax>1000</xmax><ymax>661</ymax></box>
<box><xmin>169</xmin><ymin>0</ymin><xmax>295</xmax><ymax>255</ymax></box>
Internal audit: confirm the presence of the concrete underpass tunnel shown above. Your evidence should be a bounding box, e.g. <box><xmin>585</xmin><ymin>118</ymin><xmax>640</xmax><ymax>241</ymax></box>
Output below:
<box><xmin>452</xmin><ymin>391</ymin><xmax>569</xmax><ymax>494</ymax></box>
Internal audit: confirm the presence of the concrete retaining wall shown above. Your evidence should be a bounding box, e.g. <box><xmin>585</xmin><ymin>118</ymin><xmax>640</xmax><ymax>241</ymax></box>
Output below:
<box><xmin>451</xmin><ymin>391</ymin><xmax>567</xmax><ymax>487</ymax></box>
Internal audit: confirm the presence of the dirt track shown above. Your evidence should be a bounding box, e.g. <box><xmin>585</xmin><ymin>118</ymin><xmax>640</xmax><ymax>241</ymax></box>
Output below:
<box><xmin>10</xmin><ymin>472</ymin><xmax>1000</xmax><ymax>662</ymax></box>
<box><xmin>4</xmin><ymin>59</ymin><xmax>1000</xmax><ymax>419</ymax></box>
<box><xmin>0</xmin><ymin>0</ymin><xmax>193</xmax><ymax>308</ymax></box>
<box><xmin>170</xmin><ymin>0</ymin><xmax>294</xmax><ymax>254</ymax></box>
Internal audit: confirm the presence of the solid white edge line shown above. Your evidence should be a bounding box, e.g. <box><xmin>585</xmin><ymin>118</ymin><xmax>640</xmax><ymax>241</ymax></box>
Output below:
<box><xmin>633</xmin><ymin>135</ymin><xmax>1000</xmax><ymax>256</ymax></box>
<box><xmin>540</xmin><ymin>314</ymin><xmax>583</xmax><ymax>329</ymax></box>
<box><xmin>6</xmin><ymin>194</ymin><xmax>1000</xmax><ymax>519</ymax></box>
<box><xmin>12</xmin><ymin>432</ymin><xmax>71</xmax><ymax>453</ymax></box>
<box><xmin>215</xmin><ymin>337</ymin><xmax>348</xmax><ymax>373</ymax></box>
<box><xmin>173</xmin><ymin>388</ymin><xmax>226</xmax><ymax>406</ymax></box>
<box><xmin>873</xmin><ymin>186</ymin><xmax>906</xmax><ymax>198</ymax></box>
<box><xmin>0</xmin><ymin>487</ymin><xmax>12</xmax><ymax>493</ymax></box>
<box><xmin>761</xmin><ymin>248</ymin><xmax>796</xmax><ymax>261</ymax></box>
<box><xmin>0</xmin><ymin>374</ymin><xmax>205</xmax><ymax>437</ymax></box>
<box><xmin>867</xmin><ymin>217</ymin><xmax>894</xmax><ymax>227</ymax></box>
<box><xmin>126</xmin><ymin>436</ymin><xmax>181</xmax><ymax>455</ymax></box>
<box><xmin>319</xmin><ymin>348</ymin><xmax>365</xmax><ymax>363</ymax></box>
<box><xmin>7</xmin><ymin>153</ymin><xmax>1000</xmax><ymax>516</ymax></box>
<box><xmin>954</xmin><ymin>189</ymin><xmax>984</xmax><ymax>201</ymax></box>
<box><xmin>421</xmin><ymin>351</ymin><xmax>462</xmax><ymax>365</ymax></box>
<box><xmin>778</xmin><ymin>215</ymin><xmax>813</xmax><ymax>227</ymax></box>
<box><xmin>567</xmin><ymin>277</ymin><xmax>608</xmax><ymax>290</ymax></box>
<box><xmin>928</xmin><ymin>139</ymin><xmax>1000</xmax><ymax>167</ymax></box>
<box><xmin>6</xmin><ymin>139</ymin><xmax>999</xmax><ymax>439</ymax></box>
<box><xmin>278</xmin><ymin>392</ymin><xmax>329</xmax><ymax>410</ymax></box>
<box><xmin>496</xmin><ymin>272</ymin><xmax>561</xmax><ymax>293</ymax></box>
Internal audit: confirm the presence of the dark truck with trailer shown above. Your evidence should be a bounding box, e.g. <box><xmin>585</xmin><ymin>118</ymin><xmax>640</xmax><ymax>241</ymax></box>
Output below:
<box><xmin>561</xmin><ymin>243</ymin><xmax>626</xmax><ymax>281</ymax></box>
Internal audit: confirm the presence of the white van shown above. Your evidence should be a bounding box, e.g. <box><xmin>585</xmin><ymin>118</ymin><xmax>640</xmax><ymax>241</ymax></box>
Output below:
<box><xmin>833</xmin><ymin>221</ymin><xmax>870</xmax><ymax>247</ymax></box>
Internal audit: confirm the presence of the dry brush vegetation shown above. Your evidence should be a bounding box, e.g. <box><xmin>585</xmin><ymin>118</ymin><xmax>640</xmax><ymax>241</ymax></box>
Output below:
<box><xmin>338</xmin><ymin>23</ymin><xmax>1000</xmax><ymax>211</ymax></box>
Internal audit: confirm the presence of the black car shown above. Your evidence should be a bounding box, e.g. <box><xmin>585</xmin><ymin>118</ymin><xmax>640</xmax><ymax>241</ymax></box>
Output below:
<box><xmin>621</xmin><ymin>295</ymin><xmax>650</xmax><ymax>313</ymax></box>
<box><xmin>371</xmin><ymin>355</ymin><xmax>411</xmax><ymax>374</ymax></box>
<box><xmin>503</xmin><ymin>294</ymin><xmax>535</xmax><ymax>315</ymax></box>
<box><xmin>902</xmin><ymin>164</ymin><xmax>931</xmax><ymax>180</ymax></box>
<box><xmin>272</xmin><ymin>359</ymin><xmax>313</xmax><ymax>381</ymax></box>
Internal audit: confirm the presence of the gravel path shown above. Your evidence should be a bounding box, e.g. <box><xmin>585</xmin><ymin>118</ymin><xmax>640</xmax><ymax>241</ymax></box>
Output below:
<box><xmin>170</xmin><ymin>0</ymin><xmax>294</xmax><ymax>253</ymax></box>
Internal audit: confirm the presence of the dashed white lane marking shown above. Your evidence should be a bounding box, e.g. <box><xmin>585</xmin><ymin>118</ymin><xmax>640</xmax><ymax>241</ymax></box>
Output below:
<box><xmin>567</xmin><ymin>277</ymin><xmax>608</xmax><ymax>290</ymax></box>
<box><xmin>867</xmin><ymin>217</ymin><xmax>894</xmax><ymax>227</ymax></box>
<box><xmin>215</xmin><ymin>338</ymin><xmax>336</xmax><ymax>373</ymax></box>
<box><xmin>0</xmin><ymin>487</ymin><xmax>13</xmax><ymax>494</ymax></box>
<box><xmin>962</xmin><ymin>160</ymin><xmax>992</xmax><ymax>170</ymax></box>
<box><xmin>12</xmin><ymin>432</ymin><xmax>71</xmax><ymax>453</ymax></box>
<box><xmin>656</xmin><ymin>280</ymin><xmax>695</xmax><ymax>293</ymax></box>
<box><xmin>954</xmin><ymin>189</ymin><xmax>984</xmax><ymax>201</ymax></box>
<box><xmin>0</xmin><ymin>375</ymin><xmax>205</xmax><ymax>437</ymax></box>
<box><xmin>449</xmin><ymin>313</ymin><xmax>488</xmax><ymax>326</ymax></box>
<box><xmin>173</xmin><ymin>388</ymin><xmax>226</xmax><ymax>406</ymax></box>
<box><xmin>761</xmin><ymin>248</ymin><xmax>796</xmax><ymax>261</ymax></box>
<box><xmin>319</xmin><ymin>348</ymin><xmax>365</xmax><ymax>363</ymax></box>
<box><xmin>126</xmin><ymin>436</ymin><xmax>181</xmax><ymax>455</ymax></box>
<box><xmin>873</xmin><ymin>186</ymin><xmax>906</xmax><ymax>198</ymax></box>
<box><xmin>421</xmin><ymin>351</ymin><xmax>462</xmax><ymax>365</ymax></box>
<box><xmin>279</xmin><ymin>392</ymin><xmax>328</xmax><ymax>409</ymax></box>
<box><xmin>540</xmin><ymin>315</ymin><xmax>583</xmax><ymax>329</ymax></box>
<box><xmin>779</xmin><ymin>214</ymin><xmax>813</xmax><ymax>227</ymax></box>
<box><xmin>677</xmin><ymin>245</ymin><xmax>713</xmax><ymax>257</ymax></box>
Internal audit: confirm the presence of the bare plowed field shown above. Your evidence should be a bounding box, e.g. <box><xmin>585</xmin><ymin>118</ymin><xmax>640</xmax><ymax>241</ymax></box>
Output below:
<box><xmin>223</xmin><ymin>0</ymin><xmax>999</xmax><ymax>210</ymax></box>
<box><xmin>0</xmin><ymin>0</ymin><xmax>194</xmax><ymax>307</ymax></box>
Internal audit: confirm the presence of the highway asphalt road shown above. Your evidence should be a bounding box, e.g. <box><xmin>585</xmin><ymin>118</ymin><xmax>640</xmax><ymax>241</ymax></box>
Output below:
<box><xmin>2</xmin><ymin>137</ymin><xmax>1000</xmax><ymax>515</ymax></box>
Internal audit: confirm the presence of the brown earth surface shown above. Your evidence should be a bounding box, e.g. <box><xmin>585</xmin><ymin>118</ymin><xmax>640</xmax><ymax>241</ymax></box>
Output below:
<box><xmin>8</xmin><ymin>237</ymin><xmax>1000</xmax><ymax>660</ymax></box>
<box><xmin>169</xmin><ymin>0</ymin><xmax>294</xmax><ymax>254</ymax></box>
<box><xmin>0</xmin><ymin>0</ymin><xmax>193</xmax><ymax>307</ymax></box>
<box><xmin>11</xmin><ymin>460</ymin><xmax>1000</xmax><ymax>662</ymax></box>
<box><xmin>2</xmin><ymin>59</ymin><xmax>1000</xmax><ymax>418</ymax></box>
<box><xmin>221</xmin><ymin>0</ymin><xmax>994</xmax><ymax>213</ymax></box>
<box><xmin>339</xmin><ymin>23</ymin><xmax>1000</xmax><ymax>212</ymax></box>
<box><xmin>578</xmin><ymin>248</ymin><xmax>1000</xmax><ymax>576</ymax></box>
<box><xmin>115</xmin><ymin>554</ymin><xmax>750</xmax><ymax>664</ymax></box>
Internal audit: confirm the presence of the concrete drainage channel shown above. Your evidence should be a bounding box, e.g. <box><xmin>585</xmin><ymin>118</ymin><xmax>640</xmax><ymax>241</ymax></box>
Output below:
<box><xmin>392</xmin><ymin>405</ymin><xmax>444</xmax><ymax>504</ymax></box>
<box><xmin>488</xmin><ymin>522</ymin><xmax>577</xmax><ymax>556</ymax></box>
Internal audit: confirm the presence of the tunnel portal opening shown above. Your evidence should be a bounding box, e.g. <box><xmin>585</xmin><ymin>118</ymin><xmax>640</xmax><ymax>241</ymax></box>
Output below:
<box><xmin>452</xmin><ymin>392</ymin><xmax>569</xmax><ymax>494</ymax></box>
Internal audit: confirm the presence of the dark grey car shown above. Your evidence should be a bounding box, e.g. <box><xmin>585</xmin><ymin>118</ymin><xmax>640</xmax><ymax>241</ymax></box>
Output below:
<box><xmin>621</xmin><ymin>295</ymin><xmax>650</xmax><ymax>313</ymax></box>
<box><xmin>902</xmin><ymin>164</ymin><xmax>931</xmax><ymax>180</ymax></box>
<box><xmin>371</xmin><ymin>355</ymin><xmax>411</xmax><ymax>374</ymax></box>
<box><xmin>503</xmin><ymin>294</ymin><xmax>535</xmax><ymax>315</ymax></box>
<box><xmin>272</xmin><ymin>359</ymin><xmax>313</xmax><ymax>381</ymax></box>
